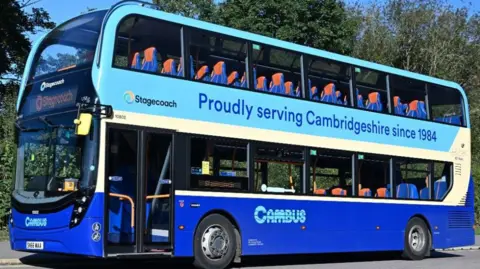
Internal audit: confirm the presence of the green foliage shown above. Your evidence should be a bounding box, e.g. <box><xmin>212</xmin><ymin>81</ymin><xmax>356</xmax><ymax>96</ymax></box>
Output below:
<box><xmin>0</xmin><ymin>0</ymin><xmax>55</xmax><ymax>85</ymax></box>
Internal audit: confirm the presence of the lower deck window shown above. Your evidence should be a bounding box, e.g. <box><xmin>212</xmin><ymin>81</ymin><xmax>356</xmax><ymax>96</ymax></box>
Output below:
<box><xmin>190</xmin><ymin>137</ymin><xmax>248</xmax><ymax>191</ymax></box>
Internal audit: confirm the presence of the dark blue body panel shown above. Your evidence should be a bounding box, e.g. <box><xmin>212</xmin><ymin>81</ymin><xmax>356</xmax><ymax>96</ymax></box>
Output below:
<box><xmin>10</xmin><ymin>193</ymin><xmax>104</xmax><ymax>257</ymax></box>
<box><xmin>173</xmin><ymin>192</ymin><xmax>475</xmax><ymax>257</ymax></box>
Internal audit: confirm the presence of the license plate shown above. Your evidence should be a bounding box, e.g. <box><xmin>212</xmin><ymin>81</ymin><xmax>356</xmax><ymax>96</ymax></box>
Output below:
<box><xmin>26</xmin><ymin>241</ymin><xmax>44</xmax><ymax>250</ymax></box>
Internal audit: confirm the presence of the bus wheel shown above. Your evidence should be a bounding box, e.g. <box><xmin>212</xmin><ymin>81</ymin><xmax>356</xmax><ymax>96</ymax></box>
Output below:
<box><xmin>402</xmin><ymin>217</ymin><xmax>431</xmax><ymax>260</ymax></box>
<box><xmin>193</xmin><ymin>214</ymin><xmax>237</xmax><ymax>269</ymax></box>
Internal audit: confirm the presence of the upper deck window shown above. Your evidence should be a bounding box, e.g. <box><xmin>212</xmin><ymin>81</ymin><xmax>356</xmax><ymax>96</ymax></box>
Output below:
<box><xmin>30</xmin><ymin>10</ymin><xmax>107</xmax><ymax>82</ymax></box>
<box><xmin>390</xmin><ymin>76</ymin><xmax>428</xmax><ymax>119</ymax></box>
<box><xmin>114</xmin><ymin>15</ymin><xmax>182</xmax><ymax>76</ymax></box>
<box><xmin>252</xmin><ymin>44</ymin><xmax>302</xmax><ymax>97</ymax></box>
<box><xmin>429</xmin><ymin>85</ymin><xmax>464</xmax><ymax>126</ymax></box>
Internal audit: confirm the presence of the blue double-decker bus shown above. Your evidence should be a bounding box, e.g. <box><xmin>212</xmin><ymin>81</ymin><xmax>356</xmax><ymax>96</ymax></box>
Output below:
<box><xmin>9</xmin><ymin>1</ymin><xmax>474</xmax><ymax>268</ymax></box>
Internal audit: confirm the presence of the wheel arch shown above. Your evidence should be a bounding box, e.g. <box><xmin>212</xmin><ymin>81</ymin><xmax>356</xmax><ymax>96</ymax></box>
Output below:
<box><xmin>193</xmin><ymin>209</ymin><xmax>242</xmax><ymax>256</ymax></box>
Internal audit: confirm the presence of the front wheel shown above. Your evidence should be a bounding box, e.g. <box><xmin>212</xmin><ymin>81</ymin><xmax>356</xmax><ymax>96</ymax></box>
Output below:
<box><xmin>193</xmin><ymin>214</ymin><xmax>237</xmax><ymax>269</ymax></box>
<box><xmin>402</xmin><ymin>217</ymin><xmax>431</xmax><ymax>260</ymax></box>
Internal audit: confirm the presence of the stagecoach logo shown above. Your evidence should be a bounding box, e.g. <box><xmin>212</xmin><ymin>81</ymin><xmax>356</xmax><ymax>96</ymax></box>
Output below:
<box><xmin>124</xmin><ymin>91</ymin><xmax>135</xmax><ymax>104</ymax></box>
<box><xmin>254</xmin><ymin>206</ymin><xmax>306</xmax><ymax>224</ymax></box>
<box><xmin>35</xmin><ymin>90</ymin><xmax>75</xmax><ymax>112</ymax></box>
<box><xmin>40</xmin><ymin>79</ymin><xmax>65</xmax><ymax>91</ymax></box>
<box><xmin>25</xmin><ymin>217</ymin><xmax>47</xmax><ymax>227</ymax></box>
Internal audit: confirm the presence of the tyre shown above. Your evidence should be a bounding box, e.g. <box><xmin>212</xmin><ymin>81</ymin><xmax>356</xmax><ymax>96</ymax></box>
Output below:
<box><xmin>402</xmin><ymin>217</ymin><xmax>431</xmax><ymax>260</ymax></box>
<box><xmin>193</xmin><ymin>214</ymin><xmax>237</xmax><ymax>269</ymax></box>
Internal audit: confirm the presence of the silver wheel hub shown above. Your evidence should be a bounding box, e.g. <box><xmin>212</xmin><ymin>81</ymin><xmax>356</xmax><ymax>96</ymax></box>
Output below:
<box><xmin>201</xmin><ymin>225</ymin><xmax>229</xmax><ymax>260</ymax></box>
<box><xmin>408</xmin><ymin>225</ymin><xmax>426</xmax><ymax>252</ymax></box>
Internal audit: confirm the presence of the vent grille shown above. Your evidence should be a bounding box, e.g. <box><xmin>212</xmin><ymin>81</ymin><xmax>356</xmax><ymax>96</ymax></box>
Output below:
<box><xmin>459</xmin><ymin>194</ymin><xmax>467</xmax><ymax>206</ymax></box>
<box><xmin>454</xmin><ymin>164</ymin><xmax>461</xmax><ymax>176</ymax></box>
<box><xmin>448</xmin><ymin>211</ymin><xmax>473</xmax><ymax>229</ymax></box>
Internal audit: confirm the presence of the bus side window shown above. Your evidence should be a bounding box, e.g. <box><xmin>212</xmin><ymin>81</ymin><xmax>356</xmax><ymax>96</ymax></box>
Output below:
<box><xmin>114</xmin><ymin>15</ymin><xmax>182</xmax><ymax>76</ymax></box>
<box><xmin>390</xmin><ymin>76</ymin><xmax>427</xmax><ymax>119</ymax></box>
<box><xmin>394</xmin><ymin>159</ymin><xmax>429</xmax><ymax>200</ymax></box>
<box><xmin>189</xmin><ymin>30</ymin><xmax>247</xmax><ymax>87</ymax></box>
<box><xmin>189</xmin><ymin>137</ymin><xmax>248</xmax><ymax>191</ymax></box>
<box><xmin>310</xmin><ymin>149</ymin><xmax>352</xmax><ymax>197</ymax></box>
<box><xmin>429</xmin><ymin>85</ymin><xmax>464</xmax><ymax>126</ymax></box>
<box><xmin>355</xmin><ymin>68</ymin><xmax>388</xmax><ymax>113</ymax></box>
<box><xmin>357</xmin><ymin>154</ymin><xmax>390</xmax><ymax>198</ymax></box>
<box><xmin>253</xmin><ymin>145</ymin><xmax>303</xmax><ymax>194</ymax></box>
<box><xmin>433</xmin><ymin>162</ymin><xmax>452</xmax><ymax>200</ymax></box>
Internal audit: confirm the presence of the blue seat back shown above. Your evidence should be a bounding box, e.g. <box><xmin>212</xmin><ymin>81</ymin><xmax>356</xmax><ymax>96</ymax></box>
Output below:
<box><xmin>420</xmin><ymin>187</ymin><xmax>429</xmax><ymax>200</ymax></box>
<box><xmin>396</xmin><ymin>183</ymin><xmax>419</xmax><ymax>199</ymax></box>
<box><xmin>141</xmin><ymin>47</ymin><xmax>158</xmax><ymax>72</ymax></box>
<box><xmin>269</xmin><ymin>73</ymin><xmax>286</xmax><ymax>94</ymax></box>
<box><xmin>394</xmin><ymin>96</ymin><xmax>407</xmax><ymax>115</ymax></box>
<box><xmin>161</xmin><ymin>59</ymin><xmax>177</xmax><ymax>76</ymax></box>
<box><xmin>131</xmin><ymin>52</ymin><xmax>141</xmax><ymax>70</ymax></box>
<box><xmin>210</xmin><ymin>61</ymin><xmax>228</xmax><ymax>84</ymax></box>
<box><xmin>366</xmin><ymin>92</ymin><xmax>383</xmax><ymax>111</ymax></box>
<box><xmin>434</xmin><ymin>179</ymin><xmax>448</xmax><ymax>200</ymax></box>
<box><xmin>195</xmin><ymin>65</ymin><xmax>210</xmax><ymax>81</ymax></box>
<box><xmin>320</xmin><ymin>83</ymin><xmax>337</xmax><ymax>103</ymax></box>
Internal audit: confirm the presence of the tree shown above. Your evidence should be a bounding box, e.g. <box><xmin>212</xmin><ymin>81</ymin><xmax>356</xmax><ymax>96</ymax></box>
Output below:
<box><xmin>153</xmin><ymin>0</ymin><xmax>217</xmax><ymax>21</ymax></box>
<box><xmin>0</xmin><ymin>0</ymin><xmax>55</xmax><ymax>228</ymax></box>
<box><xmin>0</xmin><ymin>0</ymin><xmax>55</xmax><ymax>85</ymax></box>
<box><xmin>217</xmin><ymin>0</ymin><xmax>358</xmax><ymax>54</ymax></box>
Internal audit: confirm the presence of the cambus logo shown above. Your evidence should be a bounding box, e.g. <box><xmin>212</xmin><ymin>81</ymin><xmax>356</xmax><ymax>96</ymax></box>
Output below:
<box><xmin>254</xmin><ymin>206</ymin><xmax>306</xmax><ymax>224</ymax></box>
<box><xmin>25</xmin><ymin>217</ymin><xmax>47</xmax><ymax>227</ymax></box>
<box><xmin>123</xmin><ymin>91</ymin><xmax>177</xmax><ymax>108</ymax></box>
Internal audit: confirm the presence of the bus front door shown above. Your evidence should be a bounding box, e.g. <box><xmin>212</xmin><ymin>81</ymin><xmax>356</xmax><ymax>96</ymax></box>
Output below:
<box><xmin>106</xmin><ymin>126</ymin><xmax>174</xmax><ymax>254</ymax></box>
<box><xmin>106</xmin><ymin>127</ymin><xmax>139</xmax><ymax>252</ymax></box>
<box><xmin>143</xmin><ymin>131</ymin><xmax>173</xmax><ymax>249</ymax></box>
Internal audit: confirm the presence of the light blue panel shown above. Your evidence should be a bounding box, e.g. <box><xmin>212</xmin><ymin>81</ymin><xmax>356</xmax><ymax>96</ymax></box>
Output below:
<box><xmin>100</xmin><ymin>70</ymin><xmax>459</xmax><ymax>152</ymax></box>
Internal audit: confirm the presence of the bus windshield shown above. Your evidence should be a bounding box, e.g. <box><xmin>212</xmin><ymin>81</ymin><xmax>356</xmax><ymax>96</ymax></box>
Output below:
<box><xmin>29</xmin><ymin>10</ymin><xmax>107</xmax><ymax>82</ymax></box>
<box><xmin>14</xmin><ymin>111</ymin><xmax>98</xmax><ymax>204</ymax></box>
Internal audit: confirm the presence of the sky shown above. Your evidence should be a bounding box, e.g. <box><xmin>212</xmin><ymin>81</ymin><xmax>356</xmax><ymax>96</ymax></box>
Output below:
<box><xmin>28</xmin><ymin>0</ymin><xmax>480</xmax><ymax>42</ymax></box>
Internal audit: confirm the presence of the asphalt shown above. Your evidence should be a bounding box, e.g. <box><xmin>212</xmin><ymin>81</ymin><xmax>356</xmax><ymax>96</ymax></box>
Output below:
<box><xmin>0</xmin><ymin>236</ymin><xmax>479</xmax><ymax>266</ymax></box>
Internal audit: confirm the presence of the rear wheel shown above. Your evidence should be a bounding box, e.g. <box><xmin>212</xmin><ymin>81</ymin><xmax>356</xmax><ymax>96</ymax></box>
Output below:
<box><xmin>402</xmin><ymin>217</ymin><xmax>431</xmax><ymax>260</ymax></box>
<box><xmin>193</xmin><ymin>214</ymin><xmax>237</xmax><ymax>269</ymax></box>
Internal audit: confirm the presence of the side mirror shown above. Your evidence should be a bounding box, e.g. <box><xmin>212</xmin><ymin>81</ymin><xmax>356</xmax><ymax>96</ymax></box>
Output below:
<box><xmin>74</xmin><ymin>113</ymin><xmax>92</xmax><ymax>136</ymax></box>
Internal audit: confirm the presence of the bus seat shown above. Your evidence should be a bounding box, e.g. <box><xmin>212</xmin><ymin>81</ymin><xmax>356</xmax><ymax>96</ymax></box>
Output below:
<box><xmin>335</xmin><ymin>91</ymin><xmax>344</xmax><ymax>105</ymax></box>
<box><xmin>211</xmin><ymin>61</ymin><xmax>227</xmax><ymax>84</ymax></box>
<box><xmin>269</xmin><ymin>73</ymin><xmax>286</xmax><ymax>94</ymax></box>
<box><xmin>420</xmin><ymin>187</ymin><xmax>429</xmax><ymax>200</ymax></box>
<box><xmin>176</xmin><ymin>55</ymin><xmax>194</xmax><ymax>78</ymax></box>
<box><xmin>434</xmin><ymin>179</ymin><xmax>448</xmax><ymax>200</ymax></box>
<box><xmin>366</xmin><ymin>92</ymin><xmax>382</xmax><ymax>111</ymax></box>
<box><xmin>418</xmin><ymin>101</ymin><xmax>427</xmax><ymax>119</ymax></box>
<box><xmin>161</xmin><ymin>59</ymin><xmax>177</xmax><ymax>76</ymax></box>
<box><xmin>359</xmin><ymin>188</ymin><xmax>372</xmax><ymax>197</ymax></box>
<box><xmin>343</xmin><ymin>95</ymin><xmax>348</xmax><ymax>105</ymax></box>
<box><xmin>436</xmin><ymin>115</ymin><xmax>462</xmax><ymax>125</ymax></box>
<box><xmin>357</xmin><ymin>93</ymin><xmax>365</xmax><ymax>108</ymax></box>
<box><xmin>141</xmin><ymin>47</ymin><xmax>158</xmax><ymax>72</ymax></box>
<box><xmin>311</xmin><ymin>86</ymin><xmax>320</xmax><ymax>100</ymax></box>
<box><xmin>396</xmin><ymin>183</ymin><xmax>419</xmax><ymax>199</ymax></box>
<box><xmin>240</xmin><ymin>72</ymin><xmax>247</xmax><ymax>88</ymax></box>
<box><xmin>375</xmin><ymin>187</ymin><xmax>390</xmax><ymax>198</ymax></box>
<box><xmin>314</xmin><ymin>189</ymin><xmax>326</xmax><ymax>195</ymax></box>
<box><xmin>407</xmin><ymin>100</ymin><xmax>420</xmax><ymax>118</ymax></box>
<box><xmin>228</xmin><ymin>71</ymin><xmax>240</xmax><ymax>86</ymax></box>
<box><xmin>295</xmin><ymin>85</ymin><xmax>301</xmax><ymax>97</ymax></box>
<box><xmin>320</xmin><ymin>83</ymin><xmax>337</xmax><ymax>103</ymax></box>
<box><xmin>131</xmin><ymin>52</ymin><xmax>141</xmax><ymax>69</ymax></box>
<box><xmin>195</xmin><ymin>65</ymin><xmax>210</xmax><ymax>81</ymax></box>
<box><xmin>331</xmin><ymin>188</ymin><xmax>346</xmax><ymax>196</ymax></box>
<box><xmin>256</xmin><ymin>76</ymin><xmax>268</xmax><ymax>91</ymax></box>
<box><xmin>285</xmin><ymin>81</ymin><xmax>294</xmax><ymax>96</ymax></box>
<box><xmin>394</xmin><ymin>96</ymin><xmax>407</xmax><ymax>115</ymax></box>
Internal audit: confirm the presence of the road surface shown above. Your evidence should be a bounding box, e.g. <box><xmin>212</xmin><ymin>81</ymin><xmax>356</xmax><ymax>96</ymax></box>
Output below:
<box><xmin>0</xmin><ymin>250</ymin><xmax>479</xmax><ymax>269</ymax></box>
